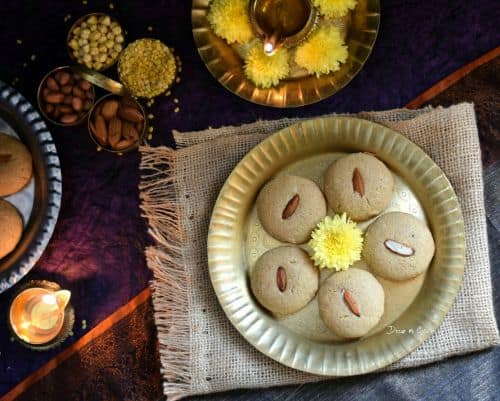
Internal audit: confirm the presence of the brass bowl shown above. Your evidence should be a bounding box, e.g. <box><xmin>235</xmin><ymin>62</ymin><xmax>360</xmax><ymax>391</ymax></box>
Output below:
<box><xmin>192</xmin><ymin>0</ymin><xmax>380</xmax><ymax>108</ymax></box>
<box><xmin>37</xmin><ymin>66</ymin><xmax>95</xmax><ymax>127</ymax></box>
<box><xmin>67</xmin><ymin>12</ymin><xmax>125</xmax><ymax>72</ymax></box>
<box><xmin>88</xmin><ymin>93</ymin><xmax>147</xmax><ymax>154</ymax></box>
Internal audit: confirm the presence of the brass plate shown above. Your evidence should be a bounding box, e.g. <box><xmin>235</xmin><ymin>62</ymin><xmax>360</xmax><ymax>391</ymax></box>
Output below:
<box><xmin>192</xmin><ymin>0</ymin><xmax>380</xmax><ymax>108</ymax></box>
<box><xmin>207</xmin><ymin>117</ymin><xmax>465</xmax><ymax>375</ymax></box>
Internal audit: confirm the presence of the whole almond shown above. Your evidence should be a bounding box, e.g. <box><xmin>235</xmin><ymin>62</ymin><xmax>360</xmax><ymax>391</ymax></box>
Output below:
<box><xmin>118</xmin><ymin>106</ymin><xmax>144</xmax><ymax>123</ymax></box>
<box><xmin>120</xmin><ymin>97</ymin><xmax>139</xmax><ymax>108</ymax></box>
<box><xmin>384</xmin><ymin>239</ymin><xmax>415</xmax><ymax>256</ymax></box>
<box><xmin>352</xmin><ymin>168</ymin><xmax>365</xmax><ymax>196</ymax></box>
<box><xmin>101</xmin><ymin>100</ymin><xmax>119</xmax><ymax>120</ymax></box>
<box><xmin>79</xmin><ymin>80</ymin><xmax>91</xmax><ymax>91</ymax></box>
<box><xmin>46</xmin><ymin>77</ymin><xmax>59</xmax><ymax>91</ymax></box>
<box><xmin>60</xmin><ymin>113</ymin><xmax>78</xmax><ymax>124</ymax></box>
<box><xmin>44</xmin><ymin>103</ymin><xmax>55</xmax><ymax>114</ymax></box>
<box><xmin>61</xmin><ymin>85</ymin><xmax>73</xmax><ymax>95</ymax></box>
<box><xmin>55</xmin><ymin>71</ymin><xmax>71</xmax><ymax>86</ymax></box>
<box><xmin>93</xmin><ymin>114</ymin><xmax>108</xmax><ymax>145</ymax></box>
<box><xmin>282</xmin><ymin>194</ymin><xmax>300</xmax><ymax>219</ymax></box>
<box><xmin>276</xmin><ymin>266</ymin><xmax>287</xmax><ymax>292</ymax></box>
<box><xmin>44</xmin><ymin>92</ymin><xmax>64</xmax><ymax>104</ymax></box>
<box><xmin>72</xmin><ymin>97</ymin><xmax>83</xmax><ymax>111</ymax></box>
<box><xmin>135</xmin><ymin>121</ymin><xmax>144</xmax><ymax>135</ymax></box>
<box><xmin>108</xmin><ymin>117</ymin><xmax>122</xmax><ymax>147</ymax></box>
<box><xmin>0</xmin><ymin>153</ymin><xmax>12</xmax><ymax>163</ymax></box>
<box><xmin>58</xmin><ymin>105</ymin><xmax>73</xmax><ymax>114</ymax></box>
<box><xmin>83</xmin><ymin>99</ymin><xmax>93</xmax><ymax>111</ymax></box>
<box><xmin>113</xmin><ymin>138</ymin><xmax>136</xmax><ymax>151</ymax></box>
<box><xmin>72</xmin><ymin>86</ymin><xmax>85</xmax><ymax>98</ymax></box>
<box><xmin>122</xmin><ymin>121</ymin><xmax>139</xmax><ymax>141</ymax></box>
<box><xmin>343</xmin><ymin>289</ymin><xmax>360</xmax><ymax>317</ymax></box>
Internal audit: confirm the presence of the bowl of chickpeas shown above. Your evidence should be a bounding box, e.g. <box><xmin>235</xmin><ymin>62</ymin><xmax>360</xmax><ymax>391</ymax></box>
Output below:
<box><xmin>67</xmin><ymin>13</ymin><xmax>125</xmax><ymax>71</ymax></box>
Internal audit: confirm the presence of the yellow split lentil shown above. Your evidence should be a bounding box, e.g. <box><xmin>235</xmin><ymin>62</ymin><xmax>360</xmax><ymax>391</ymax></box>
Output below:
<box><xmin>118</xmin><ymin>39</ymin><xmax>176</xmax><ymax>98</ymax></box>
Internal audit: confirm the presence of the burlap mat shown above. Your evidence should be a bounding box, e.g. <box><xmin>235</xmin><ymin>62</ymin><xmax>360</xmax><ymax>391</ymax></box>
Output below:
<box><xmin>139</xmin><ymin>103</ymin><xmax>499</xmax><ymax>400</ymax></box>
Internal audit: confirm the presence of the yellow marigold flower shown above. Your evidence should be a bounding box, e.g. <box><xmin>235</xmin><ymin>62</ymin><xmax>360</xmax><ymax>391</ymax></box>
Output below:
<box><xmin>295</xmin><ymin>26</ymin><xmax>348</xmax><ymax>76</ymax></box>
<box><xmin>309</xmin><ymin>214</ymin><xmax>363</xmax><ymax>270</ymax></box>
<box><xmin>244</xmin><ymin>42</ymin><xmax>290</xmax><ymax>88</ymax></box>
<box><xmin>313</xmin><ymin>0</ymin><xmax>358</xmax><ymax>18</ymax></box>
<box><xmin>208</xmin><ymin>0</ymin><xmax>254</xmax><ymax>44</ymax></box>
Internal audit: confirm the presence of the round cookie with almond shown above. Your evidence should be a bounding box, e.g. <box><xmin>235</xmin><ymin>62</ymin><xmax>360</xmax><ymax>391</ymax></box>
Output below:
<box><xmin>324</xmin><ymin>153</ymin><xmax>394</xmax><ymax>222</ymax></box>
<box><xmin>257</xmin><ymin>175</ymin><xmax>327</xmax><ymax>244</ymax></box>
<box><xmin>0</xmin><ymin>133</ymin><xmax>33</xmax><ymax>197</ymax></box>
<box><xmin>318</xmin><ymin>268</ymin><xmax>385</xmax><ymax>338</ymax></box>
<box><xmin>250</xmin><ymin>246</ymin><xmax>319</xmax><ymax>315</ymax></box>
<box><xmin>363</xmin><ymin>212</ymin><xmax>435</xmax><ymax>281</ymax></box>
<box><xmin>0</xmin><ymin>199</ymin><xmax>23</xmax><ymax>261</ymax></box>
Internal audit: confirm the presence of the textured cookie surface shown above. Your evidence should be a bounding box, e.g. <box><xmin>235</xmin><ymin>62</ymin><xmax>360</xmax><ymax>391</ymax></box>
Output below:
<box><xmin>318</xmin><ymin>268</ymin><xmax>385</xmax><ymax>338</ymax></box>
<box><xmin>0</xmin><ymin>132</ymin><xmax>33</xmax><ymax>196</ymax></box>
<box><xmin>250</xmin><ymin>246</ymin><xmax>319</xmax><ymax>315</ymax></box>
<box><xmin>257</xmin><ymin>175</ymin><xmax>327</xmax><ymax>244</ymax></box>
<box><xmin>324</xmin><ymin>153</ymin><xmax>394</xmax><ymax>221</ymax></box>
<box><xmin>363</xmin><ymin>212</ymin><xmax>435</xmax><ymax>281</ymax></box>
<box><xmin>0</xmin><ymin>199</ymin><xmax>23</xmax><ymax>260</ymax></box>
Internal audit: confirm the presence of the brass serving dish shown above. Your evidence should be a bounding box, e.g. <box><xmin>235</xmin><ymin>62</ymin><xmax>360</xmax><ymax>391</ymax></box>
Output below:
<box><xmin>207</xmin><ymin>117</ymin><xmax>465</xmax><ymax>375</ymax></box>
<box><xmin>192</xmin><ymin>0</ymin><xmax>380</xmax><ymax>107</ymax></box>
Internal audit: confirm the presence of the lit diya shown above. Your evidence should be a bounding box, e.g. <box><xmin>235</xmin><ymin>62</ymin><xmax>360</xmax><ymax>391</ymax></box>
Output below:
<box><xmin>249</xmin><ymin>0</ymin><xmax>317</xmax><ymax>55</ymax></box>
<box><xmin>8</xmin><ymin>280</ymin><xmax>74</xmax><ymax>350</ymax></box>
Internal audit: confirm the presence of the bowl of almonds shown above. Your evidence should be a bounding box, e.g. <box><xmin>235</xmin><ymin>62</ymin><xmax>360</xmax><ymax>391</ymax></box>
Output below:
<box><xmin>88</xmin><ymin>94</ymin><xmax>145</xmax><ymax>153</ymax></box>
<box><xmin>37</xmin><ymin>66</ymin><xmax>95</xmax><ymax>126</ymax></box>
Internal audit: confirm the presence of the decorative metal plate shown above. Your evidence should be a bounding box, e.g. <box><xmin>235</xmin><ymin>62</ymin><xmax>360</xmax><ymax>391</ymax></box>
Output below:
<box><xmin>192</xmin><ymin>0</ymin><xmax>380</xmax><ymax>108</ymax></box>
<box><xmin>0</xmin><ymin>81</ymin><xmax>62</xmax><ymax>293</ymax></box>
<box><xmin>208</xmin><ymin>117</ymin><xmax>465</xmax><ymax>375</ymax></box>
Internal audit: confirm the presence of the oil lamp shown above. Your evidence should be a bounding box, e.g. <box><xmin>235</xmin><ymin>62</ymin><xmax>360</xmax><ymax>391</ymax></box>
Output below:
<box><xmin>249</xmin><ymin>0</ymin><xmax>317</xmax><ymax>55</ymax></box>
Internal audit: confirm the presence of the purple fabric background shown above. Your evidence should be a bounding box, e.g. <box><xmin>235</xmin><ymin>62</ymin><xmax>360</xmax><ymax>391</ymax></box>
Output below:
<box><xmin>0</xmin><ymin>0</ymin><xmax>498</xmax><ymax>396</ymax></box>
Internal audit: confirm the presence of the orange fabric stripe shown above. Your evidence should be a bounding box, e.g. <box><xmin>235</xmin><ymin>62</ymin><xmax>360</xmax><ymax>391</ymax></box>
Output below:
<box><xmin>406</xmin><ymin>46</ymin><xmax>500</xmax><ymax>109</ymax></box>
<box><xmin>0</xmin><ymin>287</ymin><xmax>152</xmax><ymax>401</ymax></box>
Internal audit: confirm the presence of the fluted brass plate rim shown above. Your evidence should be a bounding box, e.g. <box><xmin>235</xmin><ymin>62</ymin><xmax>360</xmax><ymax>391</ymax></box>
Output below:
<box><xmin>207</xmin><ymin>117</ymin><xmax>465</xmax><ymax>375</ymax></box>
<box><xmin>192</xmin><ymin>0</ymin><xmax>380</xmax><ymax>108</ymax></box>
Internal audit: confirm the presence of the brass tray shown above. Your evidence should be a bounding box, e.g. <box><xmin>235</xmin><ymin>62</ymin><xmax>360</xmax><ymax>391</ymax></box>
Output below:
<box><xmin>207</xmin><ymin>117</ymin><xmax>465</xmax><ymax>375</ymax></box>
<box><xmin>192</xmin><ymin>0</ymin><xmax>380</xmax><ymax>108</ymax></box>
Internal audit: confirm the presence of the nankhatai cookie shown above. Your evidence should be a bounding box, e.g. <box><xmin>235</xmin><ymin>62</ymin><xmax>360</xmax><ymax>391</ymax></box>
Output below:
<box><xmin>323</xmin><ymin>153</ymin><xmax>394</xmax><ymax>221</ymax></box>
<box><xmin>257</xmin><ymin>175</ymin><xmax>327</xmax><ymax>244</ymax></box>
<box><xmin>0</xmin><ymin>132</ymin><xmax>33</xmax><ymax>196</ymax></box>
<box><xmin>250</xmin><ymin>246</ymin><xmax>319</xmax><ymax>315</ymax></box>
<box><xmin>318</xmin><ymin>268</ymin><xmax>385</xmax><ymax>338</ymax></box>
<box><xmin>0</xmin><ymin>199</ymin><xmax>23</xmax><ymax>260</ymax></box>
<box><xmin>363</xmin><ymin>212</ymin><xmax>435</xmax><ymax>281</ymax></box>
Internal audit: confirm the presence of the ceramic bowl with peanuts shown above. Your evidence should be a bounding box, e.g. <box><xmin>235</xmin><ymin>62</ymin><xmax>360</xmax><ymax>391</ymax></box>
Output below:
<box><xmin>88</xmin><ymin>94</ymin><xmax>146</xmax><ymax>154</ymax></box>
<box><xmin>37</xmin><ymin>66</ymin><xmax>95</xmax><ymax>126</ymax></box>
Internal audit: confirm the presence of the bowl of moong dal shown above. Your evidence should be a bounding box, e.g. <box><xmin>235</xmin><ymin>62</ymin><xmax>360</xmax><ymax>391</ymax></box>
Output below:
<box><xmin>118</xmin><ymin>39</ymin><xmax>177</xmax><ymax>98</ymax></box>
